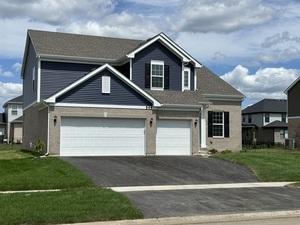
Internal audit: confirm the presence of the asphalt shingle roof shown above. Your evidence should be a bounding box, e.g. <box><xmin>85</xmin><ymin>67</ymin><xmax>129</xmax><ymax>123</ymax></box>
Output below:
<box><xmin>243</xmin><ymin>99</ymin><xmax>287</xmax><ymax>114</ymax></box>
<box><xmin>264</xmin><ymin>120</ymin><xmax>288</xmax><ymax>128</ymax></box>
<box><xmin>3</xmin><ymin>95</ymin><xmax>23</xmax><ymax>107</ymax></box>
<box><xmin>28</xmin><ymin>30</ymin><xmax>144</xmax><ymax>61</ymax></box>
<box><xmin>197</xmin><ymin>66</ymin><xmax>244</xmax><ymax>97</ymax></box>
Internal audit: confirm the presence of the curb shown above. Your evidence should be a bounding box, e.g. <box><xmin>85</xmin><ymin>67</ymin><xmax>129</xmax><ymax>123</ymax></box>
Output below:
<box><xmin>60</xmin><ymin>210</ymin><xmax>300</xmax><ymax>225</ymax></box>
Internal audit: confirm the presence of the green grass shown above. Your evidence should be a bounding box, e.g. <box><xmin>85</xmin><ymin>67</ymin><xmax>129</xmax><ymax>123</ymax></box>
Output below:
<box><xmin>0</xmin><ymin>188</ymin><xmax>143</xmax><ymax>225</ymax></box>
<box><xmin>214</xmin><ymin>149</ymin><xmax>300</xmax><ymax>182</ymax></box>
<box><xmin>0</xmin><ymin>157</ymin><xmax>94</xmax><ymax>191</ymax></box>
<box><xmin>0</xmin><ymin>143</ymin><xmax>22</xmax><ymax>151</ymax></box>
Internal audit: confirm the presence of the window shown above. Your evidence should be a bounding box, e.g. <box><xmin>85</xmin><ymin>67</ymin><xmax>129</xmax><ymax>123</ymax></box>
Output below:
<box><xmin>212</xmin><ymin>112</ymin><xmax>224</xmax><ymax>137</ymax></box>
<box><xmin>282</xmin><ymin>113</ymin><xmax>286</xmax><ymax>123</ymax></box>
<box><xmin>280</xmin><ymin>129</ymin><xmax>285</xmax><ymax>139</ymax></box>
<box><xmin>101</xmin><ymin>76</ymin><xmax>111</xmax><ymax>94</ymax></box>
<box><xmin>183</xmin><ymin>67</ymin><xmax>190</xmax><ymax>90</ymax></box>
<box><xmin>151</xmin><ymin>60</ymin><xmax>164</xmax><ymax>90</ymax></box>
<box><xmin>11</xmin><ymin>105</ymin><xmax>18</xmax><ymax>115</ymax></box>
<box><xmin>32</xmin><ymin>66</ymin><xmax>36</xmax><ymax>91</ymax></box>
<box><xmin>265</xmin><ymin>113</ymin><xmax>270</xmax><ymax>123</ymax></box>
<box><xmin>242</xmin><ymin>116</ymin><xmax>245</xmax><ymax>123</ymax></box>
<box><xmin>248</xmin><ymin>115</ymin><xmax>252</xmax><ymax>123</ymax></box>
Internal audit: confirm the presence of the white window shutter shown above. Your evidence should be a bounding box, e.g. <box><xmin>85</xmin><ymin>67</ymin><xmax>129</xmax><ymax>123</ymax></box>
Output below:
<box><xmin>102</xmin><ymin>76</ymin><xmax>111</xmax><ymax>94</ymax></box>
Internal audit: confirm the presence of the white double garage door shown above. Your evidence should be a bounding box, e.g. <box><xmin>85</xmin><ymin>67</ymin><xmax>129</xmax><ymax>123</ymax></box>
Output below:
<box><xmin>60</xmin><ymin>117</ymin><xmax>191</xmax><ymax>156</ymax></box>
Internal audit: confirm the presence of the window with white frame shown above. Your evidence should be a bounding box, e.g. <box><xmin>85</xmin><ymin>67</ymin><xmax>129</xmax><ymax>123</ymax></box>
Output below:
<box><xmin>11</xmin><ymin>105</ymin><xmax>18</xmax><ymax>115</ymax></box>
<box><xmin>151</xmin><ymin>60</ymin><xmax>164</xmax><ymax>90</ymax></box>
<box><xmin>183</xmin><ymin>67</ymin><xmax>190</xmax><ymax>90</ymax></box>
<box><xmin>212</xmin><ymin>111</ymin><xmax>224</xmax><ymax>137</ymax></box>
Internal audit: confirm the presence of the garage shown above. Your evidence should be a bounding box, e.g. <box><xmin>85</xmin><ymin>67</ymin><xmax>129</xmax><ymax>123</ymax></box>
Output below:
<box><xmin>156</xmin><ymin>119</ymin><xmax>191</xmax><ymax>155</ymax></box>
<box><xmin>60</xmin><ymin>117</ymin><xmax>145</xmax><ymax>156</ymax></box>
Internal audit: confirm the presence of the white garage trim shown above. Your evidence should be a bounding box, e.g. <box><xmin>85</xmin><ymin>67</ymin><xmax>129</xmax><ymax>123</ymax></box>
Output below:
<box><xmin>60</xmin><ymin>117</ymin><xmax>146</xmax><ymax>156</ymax></box>
<box><xmin>156</xmin><ymin>119</ymin><xmax>192</xmax><ymax>155</ymax></box>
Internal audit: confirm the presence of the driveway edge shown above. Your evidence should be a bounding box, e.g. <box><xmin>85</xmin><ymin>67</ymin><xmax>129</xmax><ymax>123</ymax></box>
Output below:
<box><xmin>61</xmin><ymin>209</ymin><xmax>300</xmax><ymax>225</ymax></box>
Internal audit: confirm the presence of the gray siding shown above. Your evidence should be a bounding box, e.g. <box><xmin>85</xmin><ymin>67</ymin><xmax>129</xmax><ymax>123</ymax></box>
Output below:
<box><xmin>132</xmin><ymin>41</ymin><xmax>194</xmax><ymax>91</ymax></box>
<box><xmin>57</xmin><ymin>69</ymin><xmax>152</xmax><ymax>106</ymax></box>
<box><xmin>288</xmin><ymin>80</ymin><xmax>300</xmax><ymax>117</ymax></box>
<box><xmin>41</xmin><ymin>61</ymin><xmax>99</xmax><ymax>99</ymax></box>
<box><xmin>23</xmin><ymin>40</ymin><xmax>37</xmax><ymax>107</ymax></box>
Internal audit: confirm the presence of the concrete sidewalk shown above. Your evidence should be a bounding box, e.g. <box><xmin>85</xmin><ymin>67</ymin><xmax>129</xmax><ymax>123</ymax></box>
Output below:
<box><xmin>61</xmin><ymin>210</ymin><xmax>300</xmax><ymax>225</ymax></box>
<box><xmin>110</xmin><ymin>182</ymin><xmax>294</xmax><ymax>192</ymax></box>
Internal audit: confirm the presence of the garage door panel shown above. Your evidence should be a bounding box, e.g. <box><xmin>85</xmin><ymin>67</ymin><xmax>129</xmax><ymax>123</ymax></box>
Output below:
<box><xmin>156</xmin><ymin>120</ymin><xmax>191</xmax><ymax>155</ymax></box>
<box><xmin>60</xmin><ymin>117</ymin><xmax>145</xmax><ymax>156</ymax></box>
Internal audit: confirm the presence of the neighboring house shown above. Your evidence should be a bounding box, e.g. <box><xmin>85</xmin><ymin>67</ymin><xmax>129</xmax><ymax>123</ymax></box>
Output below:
<box><xmin>242</xmin><ymin>99</ymin><xmax>287</xmax><ymax>145</ymax></box>
<box><xmin>22</xmin><ymin>30</ymin><xmax>243</xmax><ymax>156</ymax></box>
<box><xmin>3</xmin><ymin>95</ymin><xmax>23</xmax><ymax>143</ymax></box>
<box><xmin>285</xmin><ymin>76</ymin><xmax>300</xmax><ymax>148</ymax></box>
<box><xmin>0</xmin><ymin>113</ymin><xmax>6</xmax><ymax>143</ymax></box>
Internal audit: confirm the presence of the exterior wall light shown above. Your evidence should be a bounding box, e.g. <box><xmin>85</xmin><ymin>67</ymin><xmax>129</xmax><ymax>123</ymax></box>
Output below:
<box><xmin>194</xmin><ymin>119</ymin><xmax>198</xmax><ymax>127</ymax></box>
<box><xmin>150</xmin><ymin>118</ymin><xmax>153</xmax><ymax>127</ymax></box>
<box><xmin>53</xmin><ymin>115</ymin><xmax>57</xmax><ymax>126</ymax></box>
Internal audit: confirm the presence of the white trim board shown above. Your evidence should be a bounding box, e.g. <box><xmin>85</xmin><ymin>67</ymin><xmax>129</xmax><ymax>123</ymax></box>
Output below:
<box><xmin>44</xmin><ymin>63</ymin><xmax>161</xmax><ymax>107</ymax></box>
<box><xmin>127</xmin><ymin>33</ymin><xmax>202</xmax><ymax>68</ymax></box>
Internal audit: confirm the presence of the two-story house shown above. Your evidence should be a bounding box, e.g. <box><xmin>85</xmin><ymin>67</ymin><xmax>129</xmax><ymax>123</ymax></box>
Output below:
<box><xmin>3</xmin><ymin>95</ymin><xmax>23</xmax><ymax>143</ymax></box>
<box><xmin>285</xmin><ymin>76</ymin><xmax>300</xmax><ymax>148</ymax></box>
<box><xmin>242</xmin><ymin>99</ymin><xmax>287</xmax><ymax>145</ymax></box>
<box><xmin>22</xmin><ymin>30</ymin><xmax>243</xmax><ymax>156</ymax></box>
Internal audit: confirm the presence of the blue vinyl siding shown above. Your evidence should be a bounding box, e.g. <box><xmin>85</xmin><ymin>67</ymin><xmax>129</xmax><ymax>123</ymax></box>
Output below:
<box><xmin>23</xmin><ymin>40</ymin><xmax>37</xmax><ymax>107</ymax></box>
<box><xmin>132</xmin><ymin>41</ymin><xmax>194</xmax><ymax>91</ymax></box>
<box><xmin>57</xmin><ymin>69</ymin><xmax>152</xmax><ymax>106</ymax></box>
<box><xmin>40</xmin><ymin>61</ymin><xmax>100</xmax><ymax>99</ymax></box>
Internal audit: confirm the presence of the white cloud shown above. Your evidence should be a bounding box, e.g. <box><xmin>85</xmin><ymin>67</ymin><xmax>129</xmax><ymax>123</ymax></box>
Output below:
<box><xmin>221</xmin><ymin>65</ymin><xmax>299</xmax><ymax>102</ymax></box>
<box><xmin>0</xmin><ymin>0</ymin><xmax>115</xmax><ymax>25</ymax></box>
<box><xmin>261</xmin><ymin>31</ymin><xmax>300</xmax><ymax>48</ymax></box>
<box><xmin>0</xmin><ymin>66</ymin><xmax>14</xmax><ymax>77</ymax></box>
<box><xmin>61</xmin><ymin>12</ymin><xmax>160</xmax><ymax>39</ymax></box>
<box><xmin>12</xmin><ymin>62</ymin><xmax>22</xmax><ymax>74</ymax></box>
<box><xmin>257</xmin><ymin>46</ymin><xmax>300</xmax><ymax>63</ymax></box>
<box><xmin>0</xmin><ymin>82</ymin><xmax>22</xmax><ymax>110</ymax></box>
<box><xmin>175</xmin><ymin>0</ymin><xmax>276</xmax><ymax>33</ymax></box>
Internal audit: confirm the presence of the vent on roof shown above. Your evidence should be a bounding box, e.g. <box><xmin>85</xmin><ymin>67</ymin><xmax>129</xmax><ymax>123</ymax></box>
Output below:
<box><xmin>102</xmin><ymin>76</ymin><xmax>111</xmax><ymax>94</ymax></box>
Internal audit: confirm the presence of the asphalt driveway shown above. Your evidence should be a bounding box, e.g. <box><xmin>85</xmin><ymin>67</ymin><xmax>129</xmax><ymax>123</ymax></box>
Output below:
<box><xmin>63</xmin><ymin>156</ymin><xmax>258</xmax><ymax>187</ymax></box>
<box><xmin>125</xmin><ymin>187</ymin><xmax>300</xmax><ymax>218</ymax></box>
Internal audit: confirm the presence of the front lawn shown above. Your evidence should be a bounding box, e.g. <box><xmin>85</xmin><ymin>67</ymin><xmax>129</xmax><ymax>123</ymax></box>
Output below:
<box><xmin>214</xmin><ymin>149</ymin><xmax>300</xmax><ymax>182</ymax></box>
<box><xmin>0</xmin><ymin>147</ymin><xmax>94</xmax><ymax>191</ymax></box>
<box><xmin>0</xmin><ymin>188</ymin><xmax>143</xmax><ymax>225</ymax></box>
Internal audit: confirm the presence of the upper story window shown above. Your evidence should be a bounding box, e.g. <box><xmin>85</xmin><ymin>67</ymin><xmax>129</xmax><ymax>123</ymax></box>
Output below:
<box><xmin>248</xmin><ymin>115</ymin><xmax>252</xmax><ymax>123</ymax></box>
<box><xmin>151</xmin><ymin>60</ymin><xmax>164</xmax><ymax>90</ymax></box>
<box><xmin>265</xmin><ymin>113</ymin><xmax>270</xmax><ymax>123</ymax></box>
<box><xmin>11</xmin><ymin>105</ymin><xmax>18</xmax><ymax>116</ymax></box>
<box><xmin>183</xmin><ymin>67</ymin><xmax>190</xmax><ymax>90</ymax></box>
<box><xmin>242</xmin><ymin>116</ymin><xmax>245</xmax><ymax>123</ymax></box>
<box><xmin>212</xmin><ymin>111</ymin><xmax>224</xmax><ymax>138</ymax></box>
<box><xmin>32</xmin><ymin>66</ymin><xmax>36</xmax><ymax>91</ymax></box>
<box><xmin>282</xmin><ymin>113</ymin><xmax>286</xmax><ymax>122</ymax></box>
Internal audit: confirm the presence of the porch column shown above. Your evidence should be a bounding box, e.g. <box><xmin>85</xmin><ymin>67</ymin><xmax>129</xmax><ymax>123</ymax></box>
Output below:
<box><xmin>200</xmin><ymin>105</ymin><xmax>207</xmax><ymax>149</ymax></box>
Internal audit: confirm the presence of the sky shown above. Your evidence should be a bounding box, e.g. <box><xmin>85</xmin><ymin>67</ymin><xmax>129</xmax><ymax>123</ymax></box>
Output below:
<box><xmin>0</xmin><ymin>0</ymin><xmax>300</xmax><ymax>111</ymax></box>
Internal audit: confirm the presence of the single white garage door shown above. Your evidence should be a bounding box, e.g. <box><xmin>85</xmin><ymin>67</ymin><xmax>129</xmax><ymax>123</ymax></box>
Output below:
<box><xmin>156</xmin><ymin>119</ymin><xmax>191</xmax><ymax>155</ymax></box>
<box><xmin>60</xmin><ymin>117</ymin><xmax>145</xmax><ymax>156</ymax></box>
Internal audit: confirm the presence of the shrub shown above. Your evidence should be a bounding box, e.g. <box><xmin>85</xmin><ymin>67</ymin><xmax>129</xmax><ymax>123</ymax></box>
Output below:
<box><xmin>208</xmin><ymin>149</ymin><xmax>218</xmax><ymax>154</ymax></box>
<box><xmin>221</xmin><ymin>149</ymin><xmax>232</xmax><ymax>154</ymax></box>
<box><xmin>34</xmin><ymin>139</ymin><xmax>45</xmax><ymax>155</ymax></box>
